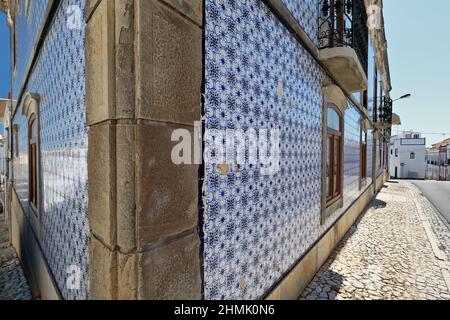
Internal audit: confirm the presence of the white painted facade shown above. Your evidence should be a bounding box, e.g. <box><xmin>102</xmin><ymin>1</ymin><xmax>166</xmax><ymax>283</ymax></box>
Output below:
<box><xmin>425</xmin><ymin>139</ymin><xmax>450</xmax><ymax>181</ymax></box>
<box><xmin>389</xmin><ymin>131</ymin><xmax>426</xmax><ymax>179</ymax></box>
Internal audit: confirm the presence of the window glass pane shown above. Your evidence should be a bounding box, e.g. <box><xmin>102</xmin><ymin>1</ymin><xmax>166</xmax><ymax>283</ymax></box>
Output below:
<box><xmin>30</xmin><ymin>119</ymin><xmax>37</xmax><ymax>141</ymax></box>
<box><xmin>327</xmin><ymin>137</ymin><xmax>332</xmax><ymax>197</ymax></box>
<box><xmin>30</xmin><ymin>144</ymin><xmax>35</xmax><ymax>205</ymax></box>
<box><xmin>361</xmin><ymin>144</ymin><xmax>367</xmax><ymax>178</ymax></box>
<box><xmin>327</xmin><ymin>107</ymin><xmax>340</xmax><ymax>131</ymax></box>
<box><xmin>334</xmin><ymin>138</ymin><xmax>339</xmax><ymax>194</ymax></box>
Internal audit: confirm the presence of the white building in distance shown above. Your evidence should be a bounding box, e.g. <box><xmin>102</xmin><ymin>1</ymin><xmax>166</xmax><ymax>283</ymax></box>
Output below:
<box><xmin>390</xmin><ymin>131</ymin><xmax>426</xmax><ymax>179</ymax></box>
<box><xmin>426</xmin><ymin>138</ymin><xmax>450</xmax><ymax>181</ymax></box>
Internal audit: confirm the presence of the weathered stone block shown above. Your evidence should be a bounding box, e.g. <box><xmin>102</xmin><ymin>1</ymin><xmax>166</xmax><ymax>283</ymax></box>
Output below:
<box><xmin>159</xmin><ymin>0</ymin><xmax>203</xmax><ymax>26</ymax></box>
<box><xmin>117</xmin><ymin>252</ymin><xmax>137</xmax><ymax>300</ymax></box>
<box><xmin>136</xmin><ymin>121</ymin><xmax>198</xmax><ymax>246</ymax></box>
<box><xmin>88</xmin><ymin>123</ymin><xmax>116</xmax><ymax>246</ymax></box>
<box><xmin>90</xmin><ymin>237</ymin><xmax>117</xmax><ymax>300</ymax></box>
<box><xmin>280</xmin><ymin>246</ymin><xmax>318</xmax><ymax>300</ymax></box>
<box><xmin>317</xmin><ymin>229</ymin><xmax>335</xmax><ymax>270</ymax></box>
<box><xmin>138</xmin><ymin>232</ymin><xmax>201</xmax><ymax>299</ymax></box>
<box><xmin>116</xmin><ymin>123</ymin><xmax>136</xmax><ymax>251</ymax></box>
<box><xmin>114</xmin><ymin>0</ymin><xmax>135</xmax><ymax>119</ymax></box>
<box><xmin>86</xmin><ymin>0</ymin><xmax>115</xmax><ymax>125</ymax></box>
<box><xmin>136</xmin><ymin>0</ymin><xmax>202</xmax><ymax>125</ymax></box>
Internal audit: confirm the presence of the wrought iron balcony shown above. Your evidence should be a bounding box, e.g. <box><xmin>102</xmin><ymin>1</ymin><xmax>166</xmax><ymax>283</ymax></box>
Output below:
<box><xmin>318</xmin><ymin>0</ymin><xmax>369</xmax><ymax>93</ymax></box>
<box><xmin>382</xmin><ymin>128</ymin><xmax>392</xmax><ymax>140</ymax></box>
<box><xmin>374</xmin><ymin>96</ymin><xmax>393</xmax><ymax>129</ymax></box>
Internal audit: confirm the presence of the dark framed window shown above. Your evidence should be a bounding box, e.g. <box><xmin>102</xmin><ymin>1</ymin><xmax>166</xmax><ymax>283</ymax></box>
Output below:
<box><xmin>373</xmin><ymin>66</ymin><xmax>378</xmax><ymax>122</ymax></box>
<box><xmin>326</xmin><ymin>105</ymin><xmax>343</xmax><ymax>207</ymax></box>
<box><xmin>362</xmin><ymin>91</ymin><xmax>368</xmax><ymax>109</ymax></box>
<box><xmin>361</xmin><ymin>128</ymin><xmax>367</xmax><ymax>180</ymax></box>
<box><xmin>12</xmin><ymin>124</ymin><xmax>19</xmax><ymax>158</ymax></box>
<box><xmin>28</xmin><ymin>115</ymin><xmax>38</xmax><ymax>210</ymax></box>
<box><xmin>410</xmin><ymin>152</ymin><xmax>416</xmax><ymax>160</ymax></box>
<box><xmin>378</xmin><ymin>138</ymin><xmax>382</xmax><ymax>168</ymax></box>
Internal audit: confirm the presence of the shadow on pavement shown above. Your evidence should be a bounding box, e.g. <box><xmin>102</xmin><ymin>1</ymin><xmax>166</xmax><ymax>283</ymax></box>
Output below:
<box><xmin>302</xmin><ymin>191</ymin><xmax>390</xmax><ymax>299</ymax></box>
<box><xmin>371</xmin><ymin>199</ymin><xmax>387</xmax><ymax>210</ymax></box>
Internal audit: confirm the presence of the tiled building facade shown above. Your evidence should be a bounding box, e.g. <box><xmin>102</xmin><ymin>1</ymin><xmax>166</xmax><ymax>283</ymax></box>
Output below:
<box><xmin>4</xmin><ymin>0</ymin><xmax>89</xmax><ymax>299</ymax></box>
<box><xmin>1</xmin><ymin>0</ymin><xmax>392</xmax><ymax>300</ymax></box>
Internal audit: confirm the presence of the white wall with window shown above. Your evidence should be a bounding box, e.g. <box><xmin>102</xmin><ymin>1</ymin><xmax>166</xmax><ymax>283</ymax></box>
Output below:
<box><xmin>389</xmin><ymin>131</ymin><xmax>426</xmax><ymax>179</ymax></box>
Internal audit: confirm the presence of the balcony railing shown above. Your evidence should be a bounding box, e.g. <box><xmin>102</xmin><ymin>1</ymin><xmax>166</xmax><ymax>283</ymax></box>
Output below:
<box><xmin>318</xmin><ymin>0</ymin><xmax>368</xmax><ymax>74</ymax></box>
<box><xmin>379</xmin><ymin>96</ymin><xmax>393</xmax><ymax>125</ymax></box>
<box><xmin>373</xmin><ymin>96</ymin><xmax>393</xmax><ymax>132</ymax></box>
<box><xmin>382</xmin><ymin>128</ymin><xmax>392</xmax><ymax>140</ymax></box>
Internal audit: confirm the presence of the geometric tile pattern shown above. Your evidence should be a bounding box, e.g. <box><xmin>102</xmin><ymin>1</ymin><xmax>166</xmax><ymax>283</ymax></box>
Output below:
<box><xmin>281</xmin><ymin>0</ymin><xmax>319</xmax><ymax>45</ymax></box>
<box><xmin>9</xmin><ymin>0</ymin><xmax>375</xmax><ymax>301</ymax></box>
<box><xmin>204</xmin><ymin>0</ymin><xmax>371</xmax><ymax>300</ymax></box>
<box><xmin>13</xmin><ymin>0</ymin><xmax>50</xmax><ymax>100</ymax></box>
<box><xmin>12</xmin><ymin>0</ymin><xmax>89</xmax><ymax>300</ymax></box>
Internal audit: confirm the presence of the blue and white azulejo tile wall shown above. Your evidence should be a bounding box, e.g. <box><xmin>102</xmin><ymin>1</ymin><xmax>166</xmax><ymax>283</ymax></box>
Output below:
<box><xmin>281</xmin><ymin>0</ymin><xmax>319</xmax><ymax>45</ymax></box>
<box><xmin>204</xmin><ymin>0</ymin><xmax>330</xmax><ymax>300</ymax></box>
<box><xmin>12</xmin><ymin>0</ymin><xmax>89</xmax><ymax>300</ymax></box>
<box><xmin>12</xmin><ymin>0</ymin><xmax>50</xmax><ymax>100</ymax></box>
<box><xmin>204</xmin><ymin>0</ymin><xmax>373</xmax><ymax>300</ymax></box>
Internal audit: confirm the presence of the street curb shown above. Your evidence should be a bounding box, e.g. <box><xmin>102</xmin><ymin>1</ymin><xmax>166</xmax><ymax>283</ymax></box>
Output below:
<box><xmin>411</xmin><ymin>188</ymin><xmax>450</xmax><ymax>294</ymax></box>
<box><xmin>409</xmin><ymin>184</ymin><xmax>450</xmax><ymax>233</ymax></box>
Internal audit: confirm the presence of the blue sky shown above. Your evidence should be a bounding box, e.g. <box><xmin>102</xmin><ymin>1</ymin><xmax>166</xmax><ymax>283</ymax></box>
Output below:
<box><xmin>0</xmin><ymin>4</ymin><xmax>449</xmax><ymax>145</ymax></box>
<box><xmin>0</xmin><ymin>13</ymin><xmax>9</xmax><ymax>99</ymax></box>
<box><xmin>0</xmin><ymin>13</ymin><xmax>8</xmax><ymax>135</ymax></box>
<box><xmin>384</xmin><ymin>0</ymin><xmax>450</xmax><ymax>146</ymax></box>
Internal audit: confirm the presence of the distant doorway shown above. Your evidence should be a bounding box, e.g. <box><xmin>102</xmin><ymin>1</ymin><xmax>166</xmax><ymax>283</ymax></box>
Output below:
<box><xmin>395</xmin><ymin>167</ymin><xmax>398</xmax><ymax>179</ymax></box>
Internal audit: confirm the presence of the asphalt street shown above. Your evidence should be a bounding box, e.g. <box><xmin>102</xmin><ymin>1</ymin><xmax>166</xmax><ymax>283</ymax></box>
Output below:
<box><xmin>412</xmin><ymin>180</ymin><xmax>450</xmax><ymax>224</ymax></box>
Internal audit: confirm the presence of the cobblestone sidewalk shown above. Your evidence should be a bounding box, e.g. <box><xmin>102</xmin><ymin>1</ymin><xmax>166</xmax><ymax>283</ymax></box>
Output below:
<box><xmin>301</xmin><ymin>181</ymin><xmax>450</xmax><ymax>300</ymax></box>
<box><xmin>0</xmin><ymin>211</ymin><xmax>32</xmax><ymax>300</ymax></box>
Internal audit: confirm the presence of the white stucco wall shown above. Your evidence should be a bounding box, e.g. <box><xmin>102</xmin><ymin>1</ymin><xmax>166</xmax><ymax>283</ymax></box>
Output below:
<box><xmin>389</xmin><ymin>135</ymin><xmax>426</xmax><ymax>179</ymax></box>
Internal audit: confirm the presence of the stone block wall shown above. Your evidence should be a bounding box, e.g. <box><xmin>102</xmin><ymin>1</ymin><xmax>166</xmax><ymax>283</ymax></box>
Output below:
<box><xmin>85</xmin><ymin>0</ymin><xmax>203</xmax><ymax>300</ymax></box>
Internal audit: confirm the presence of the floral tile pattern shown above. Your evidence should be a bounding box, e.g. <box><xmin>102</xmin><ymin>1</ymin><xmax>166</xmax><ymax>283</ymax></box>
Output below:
<box><xmin>12</xmin><ymin>0</ymin><xmax>89</xmax><ymax>300</ymax></box>
<box><xmin>204</xmin><ymin>0</ymin><xmax>370</xmax><ymax>299</ymax></box>
<box><xmin>13</xmin><ymin>0</ymin><xmax>50</xmax><ymax>100</ymax></box>
<box><xmin>281</xmin><ymin>0</ymin><xmax>319</xmax><ymax>45</ymax></box>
